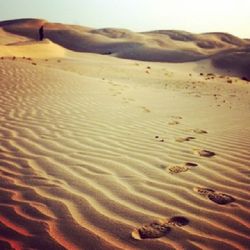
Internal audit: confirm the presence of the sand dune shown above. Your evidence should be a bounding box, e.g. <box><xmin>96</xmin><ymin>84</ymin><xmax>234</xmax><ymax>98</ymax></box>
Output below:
<box><xmin>1</xmin><ymin>19</ymin><xmax>249</xmax><ymax>78</ymax></box>
<box><xmin>0</xmin><ymin>28</ymin><xmax>29</xmax><ymax>45</ymax></box>
<box><xmin>0</xmin><ymin>20</ymin><xmax>250</xmax><ymax>250</ymax></box>
<box><xmin>1</xmin><ymin>19</ymin><xmax>250</xmax><ymax>62</ymax></box>
<box><xmin>212</xmin><ymin>47</ymin><xmax>250</xmax><ymax>79</ymax></box>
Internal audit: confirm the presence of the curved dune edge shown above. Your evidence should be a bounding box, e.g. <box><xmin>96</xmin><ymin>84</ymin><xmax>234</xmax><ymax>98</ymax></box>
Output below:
<box><xmin>0</xmin><ymin>30</ymin><xmax>250</xmax><ymax>250</ymax></box>
<box><xmin>1</xmin><ymin>18</ymin><xmax>249</xmax><ymax>79</ymax></box>
<box><xmin>211</xmin><ymin>49</ymin><xmax>250</xmax><ymax>79</ymax></box>
<box><xmin>0</xmin><ymin>39</ymin><xmax>66</xmax><ymax>58</ymax></box>
<box><xmin>1</xmin><ymin>18</ymin><xmax>250</xmax><ymax>62</ymax></box>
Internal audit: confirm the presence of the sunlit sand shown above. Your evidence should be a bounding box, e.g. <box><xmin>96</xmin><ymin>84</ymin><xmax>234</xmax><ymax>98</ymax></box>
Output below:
<box><xmin>0</xmin><ymin>19</ymin><xmax>250</xmax><ymax>250</ymax></box>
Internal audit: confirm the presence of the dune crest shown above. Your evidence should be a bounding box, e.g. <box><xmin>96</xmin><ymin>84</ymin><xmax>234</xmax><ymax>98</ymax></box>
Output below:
<box><xmin>1</xmin><ymin>18</ymin><xmax>249</xmax><ymax>79</ymax></box>
<box><xmin>0</xmin><ymin>39</ymin><xmax>66</xmax><ymax>58</ymax></box>
<box><xmin>0</xmin><ymin>20</ymin><xmax>248</xmax><ymax>56</ymax></box>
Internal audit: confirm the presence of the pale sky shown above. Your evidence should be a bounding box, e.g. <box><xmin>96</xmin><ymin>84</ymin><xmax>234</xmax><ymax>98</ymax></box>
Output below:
<box><xmin>0</xmin><ymin>0</ymin><xmax>250</xmax><ymax>38</ymax></box>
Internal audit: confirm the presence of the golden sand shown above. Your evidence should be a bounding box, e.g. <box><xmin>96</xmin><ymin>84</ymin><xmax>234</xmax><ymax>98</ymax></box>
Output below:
<box><xmin>0</xmin><ymin>21</ymin><xmax>249</xmax><ymax>250</ymax></box>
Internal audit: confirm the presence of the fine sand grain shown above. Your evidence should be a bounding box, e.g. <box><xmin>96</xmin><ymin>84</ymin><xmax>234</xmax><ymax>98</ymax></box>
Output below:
<box><xmin>0</xmin><ymin>23</ymin><xmax>250</xmax><ymax>250</ymax></box>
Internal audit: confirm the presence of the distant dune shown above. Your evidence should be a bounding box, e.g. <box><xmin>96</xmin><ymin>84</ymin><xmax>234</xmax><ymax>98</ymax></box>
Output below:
<box><xmin>211</xmin><ymin>47</ymin><xmax>250</xmax><ymax>79</ymax></box>
<box><xmin>0</xmin><ymin>18</ymin><xmax>250</xmax><ymax>77</ymax></box>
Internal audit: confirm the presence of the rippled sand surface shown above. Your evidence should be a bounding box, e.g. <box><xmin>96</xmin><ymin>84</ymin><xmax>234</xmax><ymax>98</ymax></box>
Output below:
<box><xmin>0</xmin><ymin>50</ymin><xmax>250</xmax><ymax>250</ymax></box>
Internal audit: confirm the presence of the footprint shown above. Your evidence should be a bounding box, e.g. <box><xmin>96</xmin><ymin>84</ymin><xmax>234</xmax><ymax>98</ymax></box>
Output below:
<box><xmin>193</xmin><ymin>187</ymin><xmax>235</xmax><ymax>205</ymax></box>
<box><xmin>131</xmin><ymin>216</ymin><xmax>189</xmax><ymax>240</ymax></box>
<box><xmin>167</xmin><ymin>216</ymin><xmax>189</xmax><ymax>227</ymax></box>
<box><xmin>168</xmin><ymin>165</ymin><xmax>189</xmax><ymax>174</ymax></box>
<box><xmin>155</xmin><ymin>136</ymin><xmax>165</xmax><ymax>142</ymax></box>
<box><xmin>193</xmin><ymin>187</ymin><xmax>215</xmax><ymax>196</ymax></box>
<box><xmin>175</xmin><ymin>136</ymin><xmax>195</xmax><ymax>142</ymax></box>
<box><xmin>171</xmin><ymin>116</ymin><xmax>182</xmax><ymax>120</ymax></box>
<box><xmin>195</xmin><ymin>149</ymin><xmax>215</xmax><ymax>157</ymax></box>
<box><xmin>167</xmin><ymin>162</ymin><xmax>198</xmax><ymax>174</ymax></box>
<box><xmin>185</xmin><ymin>162</ymin><xmax>198</xmax><ymax>167</ymax></box>
<box><xmin>141</xmin><ymin>106</ymin><xmax>151</xmax><ymax>112</ymax></box>
<box><xmin>131</xmin><ymin>220</ymin><xmax>171</xmax><ymax>240</ymax></box>
<box><xmin>192</xmin><ymin>129</ymin><xmax>207</xmax><ymax>134</ymax></box>
<box><xmin>168</xmin><ymin>121</ymin><xmax>179</xmax><ymax>125</ymax></box>
<box><xmin>207</xmin><ymin>192</ymin><xmax>235</xmax><ymax>205</ymax></box>
<box><xmin>159</xmin><ymin>164</ymin><xmax>167</xmax><ymax>170</ymax></box>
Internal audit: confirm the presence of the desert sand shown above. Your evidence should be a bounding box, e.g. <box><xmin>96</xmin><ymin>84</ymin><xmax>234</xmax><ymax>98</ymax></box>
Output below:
<box><xmin>0</xmin><ymin>19</ymin><xmax>250</xmax><ymax>250</ymax></box>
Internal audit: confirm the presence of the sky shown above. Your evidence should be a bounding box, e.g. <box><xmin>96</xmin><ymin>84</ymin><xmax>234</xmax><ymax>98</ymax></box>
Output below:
<box><xmin>0</xmin><ymin>0</ymin><xmax>250</xmax><ymax>38</ymax></box>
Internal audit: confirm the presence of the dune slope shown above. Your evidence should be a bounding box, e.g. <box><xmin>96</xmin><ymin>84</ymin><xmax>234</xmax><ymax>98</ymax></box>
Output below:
<box><xmin>1</xmin><ymin>19</ymin><xmax>250</xmax><ymax>63</ymax></box>
<box><xmin>212</xmin><ymin>47</ymin><xmax>250</xmax><ymax>79</ymax></box>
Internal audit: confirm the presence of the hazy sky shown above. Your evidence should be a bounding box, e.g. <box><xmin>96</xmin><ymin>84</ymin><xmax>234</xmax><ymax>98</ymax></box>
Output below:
<box><xmin>1</xmin><ymin>0</ymin><xmax>250</xmax><ymax>37</ymax></box>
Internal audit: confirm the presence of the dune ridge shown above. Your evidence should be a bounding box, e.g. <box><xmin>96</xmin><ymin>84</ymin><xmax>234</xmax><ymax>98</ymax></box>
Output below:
<box><xmin>1</xmin><ymin>18</ymin><xmax>249</xmax><ymax>79</ymax></box>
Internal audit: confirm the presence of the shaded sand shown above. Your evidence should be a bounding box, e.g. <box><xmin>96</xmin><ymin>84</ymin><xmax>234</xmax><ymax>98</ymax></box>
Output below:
<box><xmin>0</xmin><ymin>27</ymin><xmax>250</xmax><ymax>250</ymax></box>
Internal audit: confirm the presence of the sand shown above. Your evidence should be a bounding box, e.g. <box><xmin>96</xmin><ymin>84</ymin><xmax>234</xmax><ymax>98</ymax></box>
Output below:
<box><xmin>0</xmin><ymin>21</ymin><xmax>250</xmax><ymax>250</ymax></box>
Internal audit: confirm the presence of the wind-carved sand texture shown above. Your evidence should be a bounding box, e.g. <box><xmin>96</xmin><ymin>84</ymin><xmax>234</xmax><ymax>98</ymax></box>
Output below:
<box><xmin>0</xmin><ymin>19</ymin><xmax>250</xmax><ymax>250</ymax></box>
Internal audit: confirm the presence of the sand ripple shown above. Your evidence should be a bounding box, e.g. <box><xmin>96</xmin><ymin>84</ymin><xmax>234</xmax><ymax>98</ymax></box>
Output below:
<box><xmin>0</xmin><ymin>58</ymin><xmax>250</xmax><ymax>250</ymax></box>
